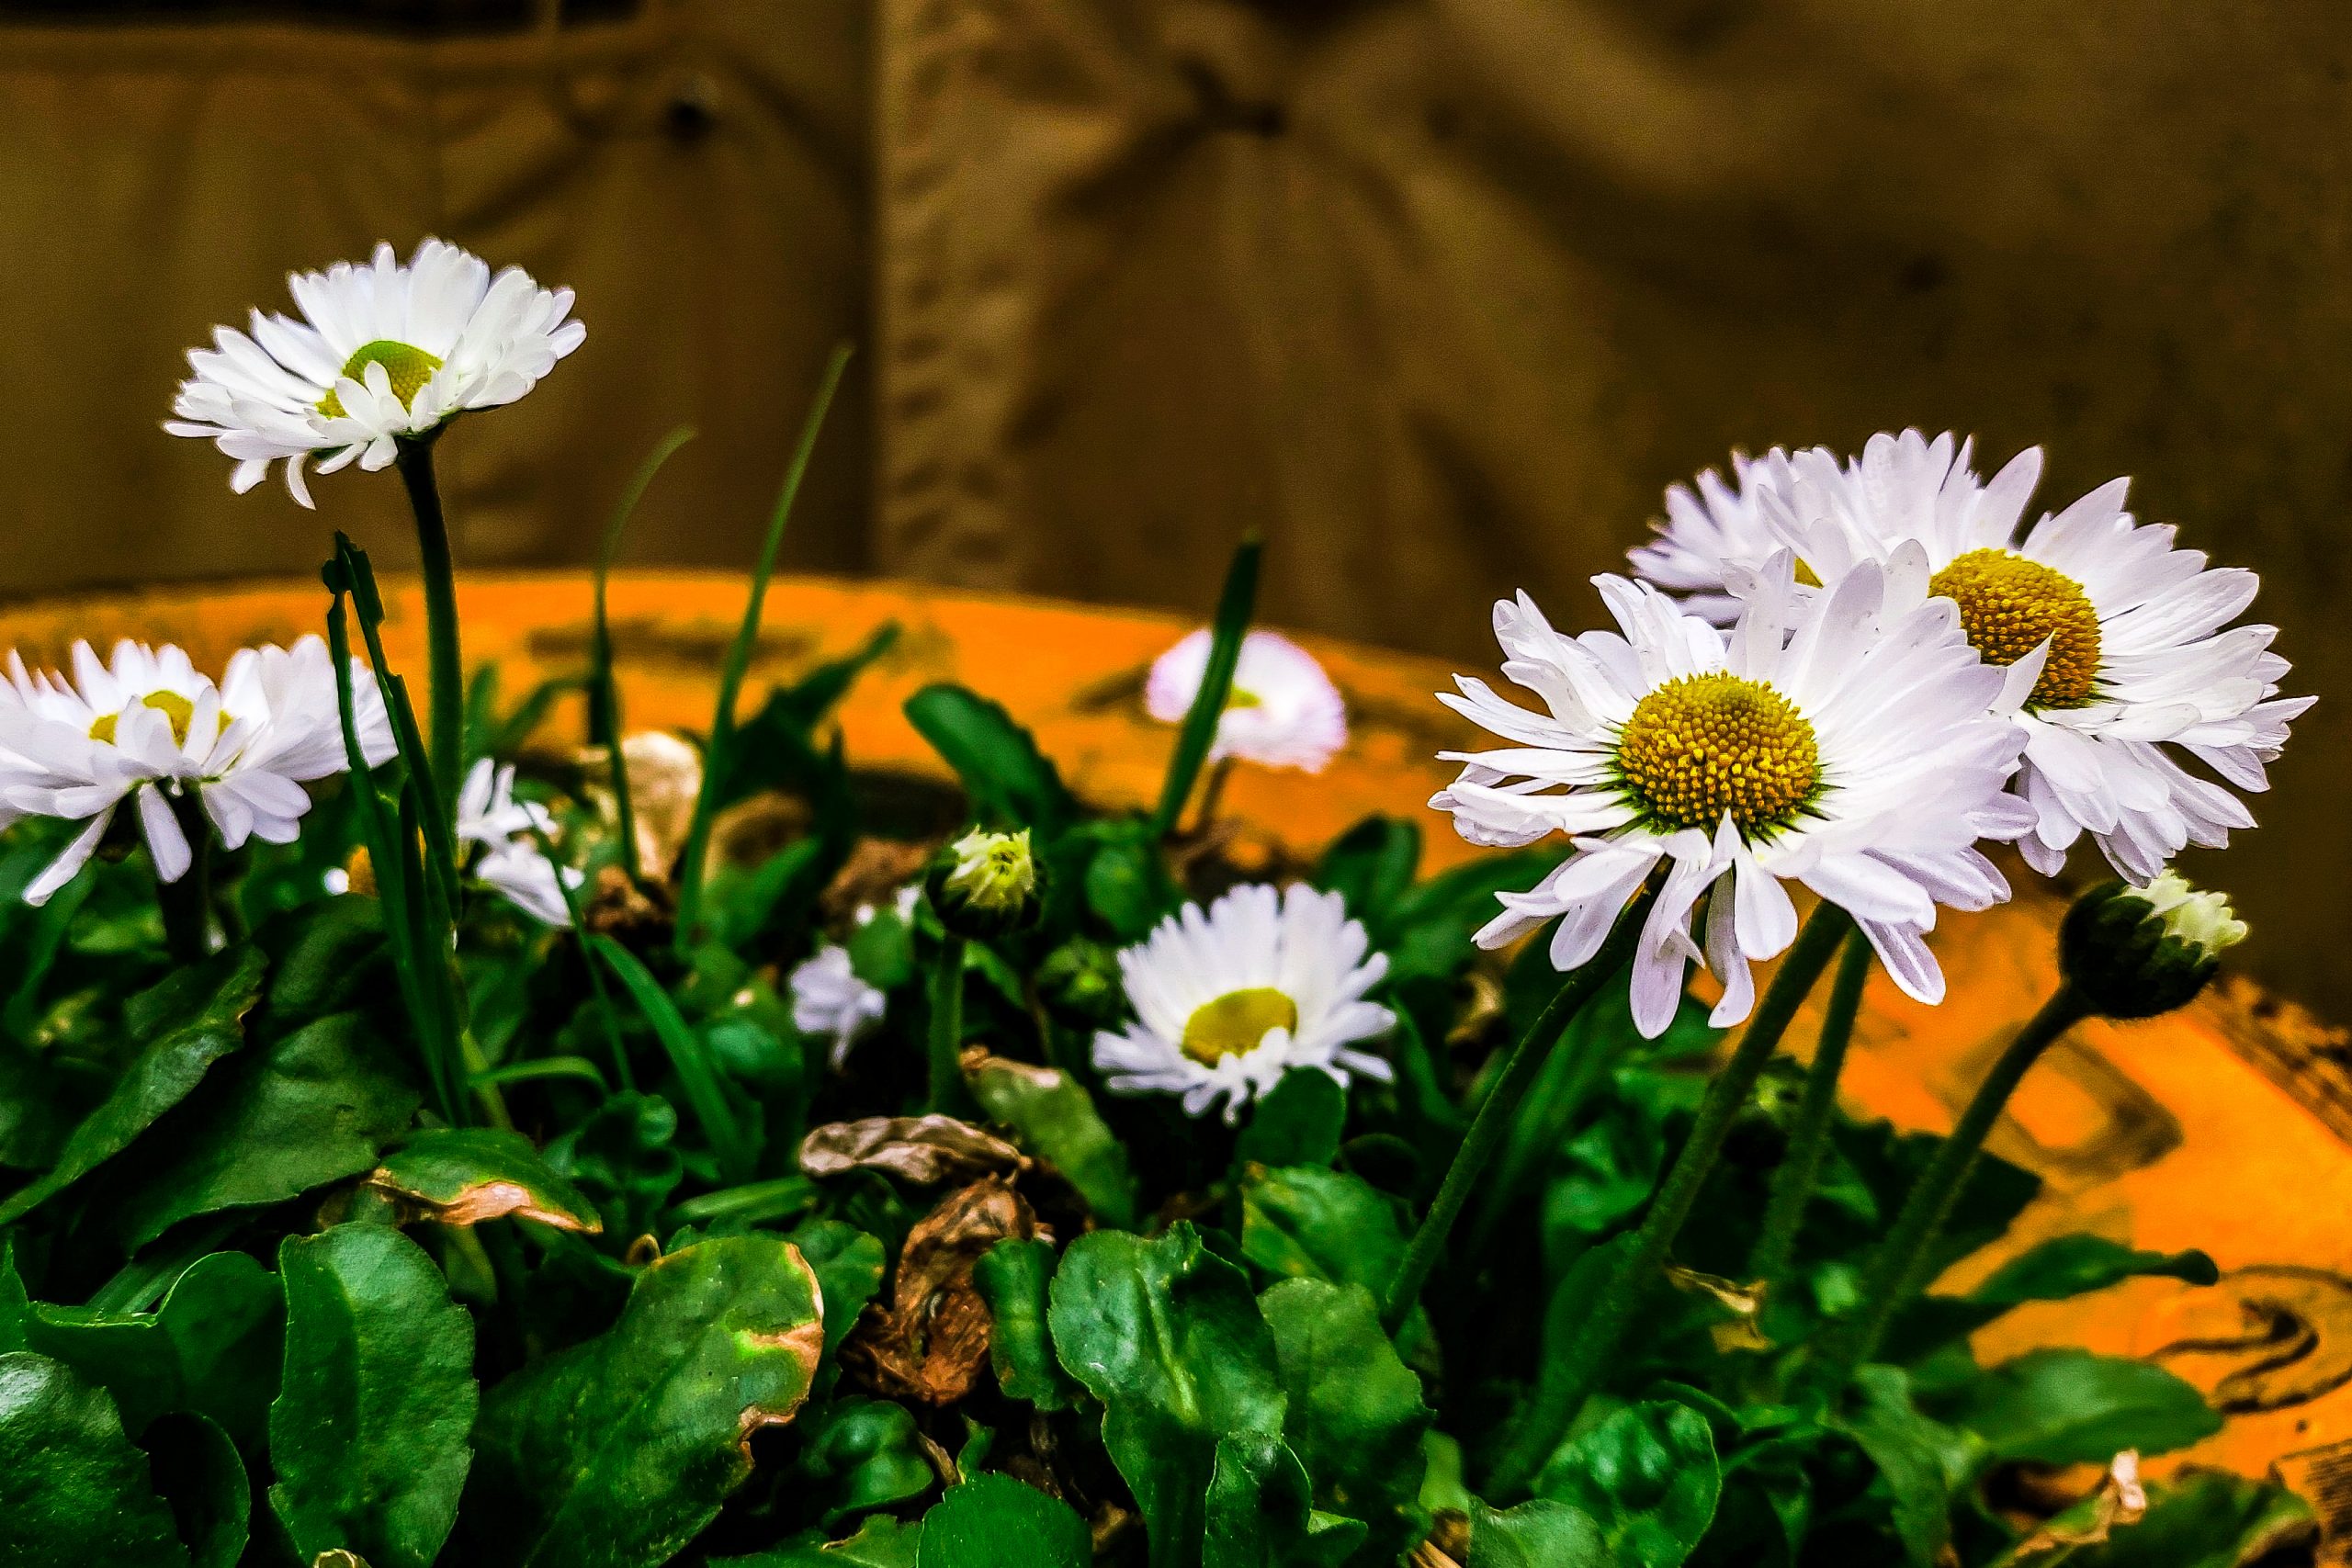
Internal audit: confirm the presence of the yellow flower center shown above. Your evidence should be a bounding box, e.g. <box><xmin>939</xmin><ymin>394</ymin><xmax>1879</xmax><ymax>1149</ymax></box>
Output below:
<box><xmin>1792</xmin><ymin>559</ymin><xmax>1823</xmax><ymax>588</ymax></box>
<box><xmin>1926</xmin><ymin>547</ymin><xmax>2103</xmax><ymax>709</ymax></box>
<box><xmin>1226</xmin><ymin>686</ymin><xmax>1263</xmax><ymax>710</ymax></box>
<box><xmin>90</xmin><ymin>690</ymin><xmax>203</xmax><ymax>748</ymax></box>
<box><xmin>317</xmin><ymin>339</ymin><xmax>444</xmax><ymax>420</ymax></box>
<box><xmin>1181</xmin><ymin>987</ymin><xmax>1299</xmax><ymax>1065</ymax></box>
<box><xmin>1615</xmin><ymin>672</ymin><xmax>1821</xmax><ymax>836</ymax></box>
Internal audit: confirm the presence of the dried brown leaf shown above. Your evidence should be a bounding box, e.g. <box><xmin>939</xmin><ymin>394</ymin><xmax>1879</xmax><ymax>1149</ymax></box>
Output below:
<box><xmin>1666</xmin><ymin>1263</ymin><xmax>1772</xmax><ymax>1352</ymax></box>
<box><xmin>821</xmin><ymin>837</ymin><xmax>937</xmax><ymax>925</ymax></box>
<box><xmin>844</xmin><ymin>1175</ymin><xmax>1040</xmax><ymax>1404</ymax></box>
<box><xmin>800</xmin><ymin>1115</ymin><xmax>1029</xmax><ymax>1187</ymax></box>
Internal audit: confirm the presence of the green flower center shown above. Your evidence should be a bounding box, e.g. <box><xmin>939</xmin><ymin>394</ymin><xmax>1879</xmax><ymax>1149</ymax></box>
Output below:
<box><xmin>1615</xmin><ymin>672</ymin><xmax>1821</xmax><ymax>836</ymax></box>
<box><xmin>1181</xmin><ymin>987</ymin><xmax>1298</xmax><ymax>1065</ymax></box>
<box><xmin>1926</xmin><ymin>547</ymin><xmax>2102</xmax><ymax>709</ymax></box>
<box><xmin>317</xmin><ymin>339</ymin><xmax>444</xmax><ymax>420</ymax></box>
<box><xmin>90</xmin><ymin>690</ymin><xmax>200</xmax><ymax>748</ymax></box>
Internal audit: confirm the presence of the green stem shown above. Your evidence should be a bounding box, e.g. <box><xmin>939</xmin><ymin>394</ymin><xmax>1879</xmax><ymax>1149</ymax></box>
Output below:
<box><xmin>1747</xmin><ymin>928</ymin><xmax>1873</xmax><ymax>1288</ymax></box>
<box><xmin>156</xmin><ymin>792</ymin><xmax>214</xmax><ymax>964</ymax></box>
<box><xmin>1490</xmin><ymin>900</ymin><xmax>1853</xmax><ymax>1495</ymax></box>
<box><xmin>1462</xmin><ymin>1017</ymin><xmax>1627</xmax><ymax>1264</ymax></box>
<box><xmin>930</xmin><ymin>934</ymin><xmax>969</xmax><ymax>1113</ymax></box>
<box><xmin>1381</xmin><ymin>889</ymin><xmax>1657</xmax><ymax>1336</ymax></box>
<box><xmin>394</xmin><ymin>437</ymin><xmax>463</xmax><ymax>826</ymax></box>
<box><xmin>1805</xmin><ymin>982</ymin><xmax>2091</xmax><ymax>1400</ymax></box>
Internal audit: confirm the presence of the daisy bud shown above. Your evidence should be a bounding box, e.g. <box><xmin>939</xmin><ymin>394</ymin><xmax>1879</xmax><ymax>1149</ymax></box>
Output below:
<box><xmin>2060</xmin><ymin>869</ymin><xmax>2245</xmax><ymax>1020</ymax></box>
<box><xmin>926</xmin><ymin>829</ymin><xmax>1043</xmax><ymax>939</ymax></box>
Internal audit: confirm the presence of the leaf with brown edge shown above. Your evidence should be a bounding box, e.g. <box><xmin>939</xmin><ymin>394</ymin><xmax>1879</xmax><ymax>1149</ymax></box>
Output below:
<box><xmin>466</xmin><ymin>1234</ymin><xmax>827</xmax><ymax>1568</ymax></box>
<box><xmin>800</xmin><ymin>1115</ymin><xmax>1028</xmax><ymax>1187</ymax></box>
<box><xmin>366</xmin><ymin>1128</ymin><xmax>601</xmax><ymax>1233</ymax></box>
<box><xmin>844</xmin><ymin>1175</ymin><xmax>1040</xmax><ymax>1405</ymax></box>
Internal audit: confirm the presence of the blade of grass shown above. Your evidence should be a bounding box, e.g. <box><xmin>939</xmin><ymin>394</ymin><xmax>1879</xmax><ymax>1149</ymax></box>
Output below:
<box><xmin>587</xmin><ymin>933</ymin><xmax>755</xmax><ymax>1183</ymax></box>
<box><xmin>326</xmin><ymin>575</ymin><xmax>458</xmax><ymax>1124</ymax></box>
<box><xmin>527</xmin><ymin>820</ymin><xmax>636</xmax><ymax>1093</ymax></box>
<box><xmin>666</xmin><ymin>1177</ymin><xmax>821</xmax><ymax>1229</ymax></box>
<box><xmin>592</xmin><ymin>425</ymin><xmax>697</xmax><ymax>880</ymax></box>
<box><xmin>673</xmin><ymin>345</ymin><xmax>854</xmax><ymax>953</ymax></box>
<box><xmin>469</xmin><ymin>1056</ymin><xmax>609</xmax><ymax>1092</ymax></box>
<box><xmin>332</xmin><ymin>535</ymin><xmax>511</xmax><ymax>1129</ymax></box>
<box><xmin>1152</xmin><ymin>535</ymin><xmax>1262</xmax><ymax>837</ymax></box>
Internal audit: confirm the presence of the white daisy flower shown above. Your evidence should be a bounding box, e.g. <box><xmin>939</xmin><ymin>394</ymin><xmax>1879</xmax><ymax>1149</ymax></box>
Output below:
<box><xmin>1433</xmin><ymin>561</ymin><xmax>2030</xmax><ymax>1037</ymax></box>
<box><xmin>1092</xmin><ymin>883</ymin><xmax>1394</xmax><ymax>1122</ymax></box>
<box><xmin>456</xmin><ymin>758</ymin><xmax>582</xmax><ymax>927</ymax></box>
<box><xmin>1716</xmin><ymin>430</ymin><xmax>2312</xmax><ymax>880</ymax></box>
<box><xmin>1627</xmin><ymin>448</ymin><xmax>1801</xmax><ymax>626</ymax></box>
<box><xmin>789</xmin><ymin>945</ymin><xmax>888</xmax><ymax>1067</ymax></box>
<box><xmin>165</xmin><ymin>238</ymin><xmax>585</xmax><ymax>507</ymax></box>
<box><xmin>0</xmin><ymin>637</ymin><xmax>393</xmax><ymax>905</ymax></box>
<box><xmin>1146</xmin><ymin>629</ymin><xmax>1348</xmax><ymax>772</ymax></box>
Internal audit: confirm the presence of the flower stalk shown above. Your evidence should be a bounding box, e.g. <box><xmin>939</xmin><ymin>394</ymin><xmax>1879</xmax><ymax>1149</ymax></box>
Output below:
<box><xmin>393</xmin><ymin>434</ymin><xmax>463</xmax><ymax>828</ymax></box>
<box><xmin>155</xmin><ymin>792</ymin><xmax>214</xmax><ymax>964</ymax></box>
<box><xmin>1381</xmin><ymin>886</ymin><xmax>1657</xmax><ymax>1337</ymax></box>
<box><xmin>1804</xmin><ymin>982</ymin><xmax>2090</xmax><ymax>1399</ymax></box>
<box><xmin>1747</xmin><ymin>926</ymin><xmax>1874</xmax><ymax>1289</ymax></box>
<box><xmin>929</xmin><ymin>934</ymin><xmax>970</xmax><ymax>1115</ymax></box>
<box><xmin>1490</xmin><ymin>899</ymin><xmax>1854</xmax><ymax>1495</ymax></box>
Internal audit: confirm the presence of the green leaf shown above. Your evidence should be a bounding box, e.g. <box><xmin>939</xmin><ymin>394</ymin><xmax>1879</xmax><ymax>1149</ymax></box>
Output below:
<box><xmin>1531</xmin><ymin>1401</ymin><xmax>1720</xmax><ymax>1568</ymax></box>
<box><xmin>1083</xmin><ymin>825</ymin><xmax>1185</xmax><ymax>939</ymax></box>
<box><xmin>1152</xmin><ymin>536</ymin><xmax>1262</xmax><ymax>837</ymax></box>
<box><xmin>1260</xmin><ymin>1279</ymin><xmax>1431</xmax><ymax>1563</ymax></box>
<box><xmin>1465</xmin><ymin>1501</ymin><xmax>1606</xmax><ymax>1568</ymax></box>
<box><xmin>105</xmin><ymin>1010</ymin><xmax>421</xmax><ymax>1251</ymax></box>
<box><xmin>2029</xmin><ymin>1472</ymin><xmax>2316</xmax><ymax>1567</ymax></box>
<box><xmin>785</xmin><ymin>1219</ymin><xmax>889</xmax><ymax>1361</ymax></box>
<box><xmin>0</xmin><ymin>944</ymin><xmax>266</xmax><ymax>1226</ymax></box>
<box><xmin>1313</xmin><ymin>817</ymin><xmax>1421</xmax><ymax>922</ymax></box>
<box><xmin>786</xmin><ymin>1397</ymin><xmax>936</xmax><ymax>1524</ymax></box>
<box><xmin>714</xmin><ymin>1516</ymin><xmax>925</xmax><ymax>1567</ymax></box>
<box><xmin>905</xmin><ymin>684</ymin><xmax>1078</xmax><ymax>839</ymax></box>
<box><xmin>368</xmin><ymin>1127</ymin><xmax>601</xmax><ymax>1233</ymax></box>
<box><xmin>1938</xmin><ymin>1348</ymin><xmax>2221</xmax><ymax>1465</ymax></box>
<box><xmin>470</xmin><ymin>1234</ymin><xmax>827</xmax><ymax>1568</ymax></box>
<box><xmin>543</xmin><ymin>1091</ymin><xmax>684</xmax><ymax>1243</ymax></box>
<box><xmin>0</xmin><ymin>1350</ymin><xmax>189</xmax><ymax>1567</ymax></box>
<box><xmin>963</xmin><ymin>1053</ymin><xmax>1139</xmax><ymax>1228</ymax></box>
<box><xmin>1826</xmin><ymin>1366</ymin><xmax>1980</xmax><ymax>1568</ymax></box>
<box><xmin>269</xmin><ymin>1224</ymin><xmax>477</xmax><ymax>1568</ymax></box>
<box><xmin>1204</xmin><ymin>1429</ymin><xmax>1366</xmax><ymax>1568</ymax></box>
<box><xmin>1972</xmin><ymin>1235</ymin><xmax>2220</xmax><ymax>1306</ymax></box>
<box><xmin>1239</xmin><ymin>1165</ymin><xmax>1408</xmax><ymax>1293</ymax></box>
<box><xmin>1237</xmin><ymin>1071</ymin><xmax>1347</xmax><ymax>1171</ymax></box>
<box><xmin>1049</xmin><ymin>1224</ymin><xmax>1289</xmax><ymax>1568</ymax></box>
<box><xmin>143</xmin><ymin>1410</ymin><xmax>250</xmax><ymax>1568</ymax></box>
<box><xmin>917</xmin><ymin>1474</ymin><xmax>1091</xmax><ymax>1568</ymax></box>
<box><xmin>20</xmin><ymin>1250</ymin><xmax>282</xmax><ymax>1448</ymax></box>
<box><xmin>973</xmin><ymin>1236</ymin><xmax>1080</xmax><ymax>1411</ymax></box>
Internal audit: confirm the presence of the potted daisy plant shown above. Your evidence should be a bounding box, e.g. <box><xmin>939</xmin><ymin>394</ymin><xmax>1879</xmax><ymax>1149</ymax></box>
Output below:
<box><xmin>0</xmin><ymin>241</ymin><xmax>2320</xmax><ymax>1568</ymax></box>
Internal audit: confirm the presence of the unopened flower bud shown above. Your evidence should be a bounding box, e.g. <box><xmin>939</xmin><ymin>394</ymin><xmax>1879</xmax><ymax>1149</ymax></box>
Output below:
<box><xmin>2060</xmin><ymin>869</ymin><xmax>2245</xmax><ymax>1020</ymax></box>
<box><xmin>926</xmin><ymin>828</ymin><xmax>1043</xmax><ymax>939</ymax></box>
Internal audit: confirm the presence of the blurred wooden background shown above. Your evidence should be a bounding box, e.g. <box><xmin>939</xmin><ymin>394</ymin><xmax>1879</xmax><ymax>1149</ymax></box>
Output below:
<box><xmin>0</xmin><ymin>0</ymin><xmax>2345</xmax><ymax>1016</ymax></box>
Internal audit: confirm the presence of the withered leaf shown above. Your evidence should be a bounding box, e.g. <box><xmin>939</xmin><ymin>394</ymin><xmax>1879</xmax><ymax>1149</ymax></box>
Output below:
<box><xmin>845</xmin><ymin>1175</ymin><xmax>1041</xmax><ymax>1404</ymax></box>
<box><xmin>365</xmin><ymin>1128</ymin><xmax>601</xmax><ymax>1233</ymax></box>
<box><xmin>800</xmin><ymin>1115</ymin><xmax>1029</xmax><ymax>1187</ymax></box>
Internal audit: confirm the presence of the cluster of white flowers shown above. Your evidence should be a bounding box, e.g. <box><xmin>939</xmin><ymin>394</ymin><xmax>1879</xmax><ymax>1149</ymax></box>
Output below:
<box><xmin>41</xmin><ymin>237</ymin><xmax>2299</xmax><ymax>1122</ymax></box>
<box><xmin>0</xmin><ymin>637</ymin><xmax>394</xmax><ymax>904</ymax></box>
<box><xmin>1416</xmin><ymin>427</ymin><xmax>2307</xmax><ymax>1038</ymax></box>
<box><xmin>456</xmin><ymin>759</ymin><xmax>584</xmax><ymax>927</ymax></box>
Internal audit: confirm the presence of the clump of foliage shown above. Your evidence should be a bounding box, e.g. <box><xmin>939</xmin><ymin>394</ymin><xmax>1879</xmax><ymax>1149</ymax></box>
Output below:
<box><xmin>0</xmin><ymin>400</ymin><xmax>2312</xmax><ymax>1568</ymax></box>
